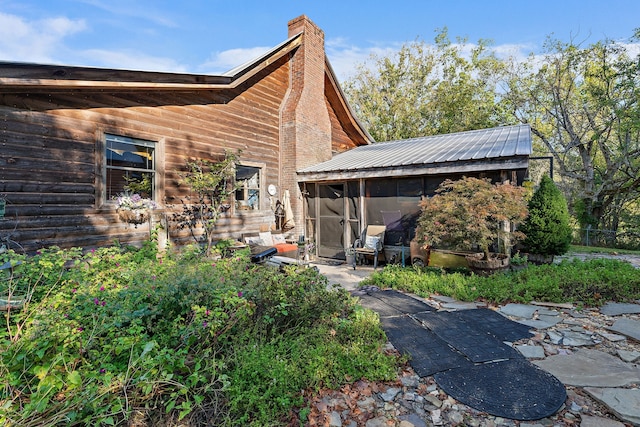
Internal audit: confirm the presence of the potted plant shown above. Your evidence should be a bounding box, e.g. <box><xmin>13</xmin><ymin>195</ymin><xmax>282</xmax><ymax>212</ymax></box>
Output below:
<box><xmin>344</xmin><ymin>247</ymin><xmax>355</xmax><ymax>266</ymax></box>
<box><xmin>416</xmin><ymin>177</ymin><xmax>528</xmax><ymax>275</ymax></box>
<box><xmin>115</xmin><ymin>193</ymin><xmax>157</xmax><ymax>227</ymax></box>
<box><xmin>519</xmin><ymin>175</ymin><xmax>572</xmax><ymax>264</ymax></box>
<box><xmin>509</xmin><ymin>251</ymin><xmax>528</xmax><ymax>271</ymax></box>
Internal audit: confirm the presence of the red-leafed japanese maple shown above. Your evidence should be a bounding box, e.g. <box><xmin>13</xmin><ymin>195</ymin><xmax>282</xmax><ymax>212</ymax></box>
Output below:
<box><xmin>416</xmin><ymin>177</ymin><xmax>528</xmax><ymax>260</ymax></box>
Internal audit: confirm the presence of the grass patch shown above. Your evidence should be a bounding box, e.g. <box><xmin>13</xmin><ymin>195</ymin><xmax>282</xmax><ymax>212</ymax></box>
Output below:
<box><xmin>362</xmin><ymin>257</ymin><xmax>640</xmax><ymax>307</ymax></box>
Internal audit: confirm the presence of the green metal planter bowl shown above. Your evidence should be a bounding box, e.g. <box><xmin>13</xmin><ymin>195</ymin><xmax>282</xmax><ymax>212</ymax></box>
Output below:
<box><xmin>428</xmin><ymin>249</ymin><xmax>481</xmax><ymax>269</ymax></box>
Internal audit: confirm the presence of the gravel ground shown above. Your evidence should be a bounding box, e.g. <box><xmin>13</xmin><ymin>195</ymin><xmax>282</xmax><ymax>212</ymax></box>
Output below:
<box><xmin>298</xmin><ymin>253</ymin><xmax>640</xmax><ymax>427</ymax></box>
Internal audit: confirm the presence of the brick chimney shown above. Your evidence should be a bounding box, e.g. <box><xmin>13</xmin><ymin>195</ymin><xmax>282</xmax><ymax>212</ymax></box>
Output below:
<box><xmin>280</xmin><ymin>15</ymin><xmax>332</xmax><ymax>235</ymax></box>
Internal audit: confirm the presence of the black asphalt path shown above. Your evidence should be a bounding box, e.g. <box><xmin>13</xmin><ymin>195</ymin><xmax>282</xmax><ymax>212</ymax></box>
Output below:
<box><xmin>355</xmin><ymin>289</ymin><xmax>566</xmax><ymax>421</ymax></box>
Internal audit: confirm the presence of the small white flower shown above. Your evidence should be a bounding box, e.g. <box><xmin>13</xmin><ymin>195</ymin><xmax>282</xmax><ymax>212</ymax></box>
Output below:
<box><xmin>114</xmin><ymin>193</ymin><xmax>157</xmax><ymax>211</ymax></box>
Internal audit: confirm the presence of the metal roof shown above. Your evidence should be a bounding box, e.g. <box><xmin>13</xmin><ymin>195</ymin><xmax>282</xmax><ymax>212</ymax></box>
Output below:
<box><xmin>297</xmin><ymin>124</ymin><xmax>531</xmax><ymax>180</ymax></box>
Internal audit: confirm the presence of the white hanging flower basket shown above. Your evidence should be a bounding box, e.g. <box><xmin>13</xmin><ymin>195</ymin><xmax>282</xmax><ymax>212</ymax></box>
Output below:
<box><xmin>114</xmin><ymin>193</ymin><xmax>156</xmax><ymax>225</ymax></box>
<box><xmin>117</xmin><ymin>208</ymin><xmax>150</xmax><ymax>225</ymax></box>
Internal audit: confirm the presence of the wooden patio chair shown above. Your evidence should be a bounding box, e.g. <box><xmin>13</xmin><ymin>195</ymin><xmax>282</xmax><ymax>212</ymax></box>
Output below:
<box><xmin>353</xmin><ymin>225</ymin><xmax>386</xmax><ymax>270</ymax></box>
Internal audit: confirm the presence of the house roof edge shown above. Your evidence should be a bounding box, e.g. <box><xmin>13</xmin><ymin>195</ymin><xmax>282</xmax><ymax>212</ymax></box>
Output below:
<box><xmin>0</xmin><ymin>34</ymin><xmax>303</xmax><ymax>92</ymax></box>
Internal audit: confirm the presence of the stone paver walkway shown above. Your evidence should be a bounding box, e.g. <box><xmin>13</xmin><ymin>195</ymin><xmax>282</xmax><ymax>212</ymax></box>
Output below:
<box><xmin>309</xmin><ymin>260</ymin><xmax>640</xmax><ymax>427</ymax></box>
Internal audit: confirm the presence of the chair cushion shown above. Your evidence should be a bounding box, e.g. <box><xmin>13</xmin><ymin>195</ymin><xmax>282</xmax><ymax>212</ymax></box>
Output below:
<box><xmin>364</xmin><ymin>236</ymin><xmax>380</xmax><ymax>250</ymax></box>
<box><xmin>272</xmin><ymin>233</ymin><xmax>287</xmax><ymax>245</ymax></box>
<box><xmin>259</xmin><ymin>231</ymin><xmax>274</xmax><ymax>246</ymax></box>
<box><xmin>274</xmin><ymin>243</ymin><xmax>298</xmax><ymax>253</ymax></box>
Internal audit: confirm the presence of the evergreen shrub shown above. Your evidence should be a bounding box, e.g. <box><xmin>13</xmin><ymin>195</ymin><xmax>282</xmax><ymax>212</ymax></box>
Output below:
<box><xmin>520</xmin><ymin>175</ymin><xmax>572</xmax><ymax>257</ymax></box>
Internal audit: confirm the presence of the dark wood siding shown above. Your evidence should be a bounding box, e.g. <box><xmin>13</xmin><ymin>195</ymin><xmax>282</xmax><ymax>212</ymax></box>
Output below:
<box><xmin>324</xmin><ymin>73</ymin><xmax>369</xmax><ymax>153</ymax></box>
<box><xmin>0</xmin><ymin>57</ymin><xmax>290</xmax><ymax>251</ymax></box>
<box><xmin>327</xmin><ymin>97</ymin><xmax>360</xmax><ymax>153</ymax></box>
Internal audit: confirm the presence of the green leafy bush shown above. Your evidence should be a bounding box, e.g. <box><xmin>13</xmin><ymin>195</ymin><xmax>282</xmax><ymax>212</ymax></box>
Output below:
<box><xmin>1</xmin><ymin>244</ymin><xmax>398</xmax><ymax>426</ymax></box>
<box><xmin>226</xmin><ymin>306</ymin><xmax>398</xmax><ymax>425</ymax></box>
<box><xmin>363</xmin><ymin>265</ymin><xmax>480</xmax><ymax>301</ymax></box>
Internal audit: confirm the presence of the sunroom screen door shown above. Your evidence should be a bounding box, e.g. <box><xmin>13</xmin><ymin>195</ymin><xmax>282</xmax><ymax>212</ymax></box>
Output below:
<box><xmin>318</xmin><ymin>184</ymin><xmax>345</xmax><ymax>259</ymax></box>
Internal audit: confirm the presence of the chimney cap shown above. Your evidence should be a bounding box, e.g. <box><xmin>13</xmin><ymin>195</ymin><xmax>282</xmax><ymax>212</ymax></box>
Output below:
<box><xmin>287</xmin><ymin>15</ymin><xmax>323</xmax><ymax>37</ymax></box>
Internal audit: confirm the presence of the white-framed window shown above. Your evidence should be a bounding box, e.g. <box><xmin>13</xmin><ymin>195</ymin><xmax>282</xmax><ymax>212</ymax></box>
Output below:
<box><xmin>104</xmin><ymin>134</ymin><xmax>156</xmax><ymax>201</ymax></box>
<box><xmin>235</xmin><ymin>165</ymin><xmax>261</xmax><ymax>210</ymax></box>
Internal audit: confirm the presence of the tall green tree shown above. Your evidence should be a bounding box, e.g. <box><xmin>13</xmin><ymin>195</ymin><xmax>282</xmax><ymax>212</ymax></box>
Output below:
<box><xmin>344</xmin><ymin>28</ymin><xmax>640</xmax><ymax>243</ymax></box>
<box><xmin>504</xmin><ymin>35</ymin><xmax>640</xmax><ymax>234</ymax></box>
<box><xmin>343</xmin><ymin>29</ymin><xmax>511</xmax><ymax>142</ymax></box>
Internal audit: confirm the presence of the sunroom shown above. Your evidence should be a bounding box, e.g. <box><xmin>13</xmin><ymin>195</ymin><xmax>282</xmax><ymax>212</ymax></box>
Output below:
<box><xmin>297</xmin><ymin>124</ymin><xmax>533</xmax><ymax>261</ymax></box>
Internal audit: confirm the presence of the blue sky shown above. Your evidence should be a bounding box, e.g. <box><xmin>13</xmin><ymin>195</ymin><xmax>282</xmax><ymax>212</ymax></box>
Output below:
<box><xmin>1</xmin><ymin>0</ymin><xmax>638</xmax><ymax>82</ymax></box>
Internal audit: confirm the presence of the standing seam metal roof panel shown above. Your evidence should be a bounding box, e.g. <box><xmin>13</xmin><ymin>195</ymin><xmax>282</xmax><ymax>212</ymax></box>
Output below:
<box><xmin>298</xmin><ymin>124</ymin><xmax>532</xmax><ymax>174</ymax></box>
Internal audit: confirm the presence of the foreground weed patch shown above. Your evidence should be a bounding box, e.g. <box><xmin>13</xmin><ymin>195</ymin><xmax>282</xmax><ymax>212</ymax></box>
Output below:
<box><xmin>1</xmin><ymin>245</ymin><xmax>398</xmax><ymax>426</ymax></box>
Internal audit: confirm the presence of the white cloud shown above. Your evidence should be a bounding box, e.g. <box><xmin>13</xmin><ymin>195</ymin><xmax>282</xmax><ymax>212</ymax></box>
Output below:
<box><xmin>621</xmin><ymin>42</ymin><xmax>640</xmax><ymax>58</ymax></box>
<box><xmin>490</xmin><ymin>43</ymin><xmax>537</xmax><ymax>61</ymax></box>
<box><xmin>324</xmin><ymin>38</ymin><xmax>543</xmax><ymax>83</ymax></box>
<box><xmin>198</xmin><ymin>47</ymin><xmax>273</xmax><ymax>74</ymax></box>
<box><xmin>197</xmin><ymin>39</ymin><xmax>400</xmax><ymax>81</ymax></box>
<box><xmin>0</xmin><ymin>11</ymin><xmax>186</xmax><ymax>73</ymax></box>
<box><xmin>0</xmin><ymin>12</ymin><xmax>86</xmax><ymax>63</ymax></box>
<box><xmin>326</xmin><ymin>38</ymin><xmax>400</xmax><ymax>82</ymax></box>
<box><xmin>80</xmin><ymin>49</ymin><xmax>188</xmax><ymax>73</ymax></box>
<box><xmin>77</xmin><ymin>0</ymin><xmax>177</xmax><ymax>28</ymax></box>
